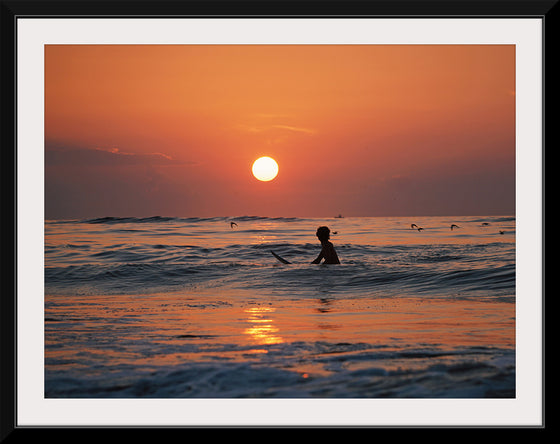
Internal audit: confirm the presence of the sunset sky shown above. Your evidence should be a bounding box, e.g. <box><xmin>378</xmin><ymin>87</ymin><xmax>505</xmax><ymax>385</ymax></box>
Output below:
<box><xmin>45</xmin><ymin>44</ymin><xmax>515</xmax><ymax>219</ymax></box>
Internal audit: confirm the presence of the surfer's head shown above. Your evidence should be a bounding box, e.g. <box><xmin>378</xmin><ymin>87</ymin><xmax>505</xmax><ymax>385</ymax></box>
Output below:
<box><xmin>316</xmin><ymin>226</ymin><xmax>331</xmax><ymax>242</ymax></box>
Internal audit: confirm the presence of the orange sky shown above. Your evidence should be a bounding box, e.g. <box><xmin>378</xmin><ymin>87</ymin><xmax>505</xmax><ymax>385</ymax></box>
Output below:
<box><xmin>45</xmin><ymin>45</ymin><xmax>515</xmax><ymax>219</ymax></box>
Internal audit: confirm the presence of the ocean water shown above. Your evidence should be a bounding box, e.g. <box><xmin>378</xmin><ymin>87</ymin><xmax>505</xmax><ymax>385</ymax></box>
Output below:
<box><xmin>44</xmin><ymin>215</ymin><xmax>516</xmax><ymax>398</ymax></box>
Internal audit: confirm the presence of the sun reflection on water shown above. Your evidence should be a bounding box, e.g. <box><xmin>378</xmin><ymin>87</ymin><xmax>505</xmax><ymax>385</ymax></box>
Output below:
<box><xmin>243</xmin><ymin>306</ymin><xmax>283</xmax><ymax>345</ymax></box>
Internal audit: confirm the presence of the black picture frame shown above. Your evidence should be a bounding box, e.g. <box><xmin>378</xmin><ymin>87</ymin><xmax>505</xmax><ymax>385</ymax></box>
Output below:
<box><xmin>1</xmin><ymin>0</ymin><xmax>554</xmax><ymax>437</ymax></box>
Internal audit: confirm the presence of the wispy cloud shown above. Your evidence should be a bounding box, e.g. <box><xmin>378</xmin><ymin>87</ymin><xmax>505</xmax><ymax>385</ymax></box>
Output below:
<box><xmin>270</xmin><ymin>125</ymin><xmax>316</xmax><ymax>135</ymax></box>
<box><xmin>45</xmin><ymin>145</ymin><xmax>195</xmax><ymax>167</ymax></box>
<box><xmin>234</xmin><ymin>122</ymin><xmax>316</xmax><ymax>136</ymax></box>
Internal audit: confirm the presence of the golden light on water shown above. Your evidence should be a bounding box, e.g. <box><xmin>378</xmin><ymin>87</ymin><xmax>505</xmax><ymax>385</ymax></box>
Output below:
<box><xmin>243</xmin><ymin>306</ymin><xmax>283</xmax><ymax>345</ymax></box>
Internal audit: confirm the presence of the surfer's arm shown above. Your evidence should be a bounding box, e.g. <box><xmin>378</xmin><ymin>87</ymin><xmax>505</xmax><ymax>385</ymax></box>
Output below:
<box><xmin>311</xmin><ymin>251</ymin><xmax>324</xmax><ymax>264</ymax></box>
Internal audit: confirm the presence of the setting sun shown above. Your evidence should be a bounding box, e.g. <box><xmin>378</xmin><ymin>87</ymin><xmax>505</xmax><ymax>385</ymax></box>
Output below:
<box><xmin>252</xmin><ymin>156</ymin><xmax>279</xmax><ymax>182</ymax></box>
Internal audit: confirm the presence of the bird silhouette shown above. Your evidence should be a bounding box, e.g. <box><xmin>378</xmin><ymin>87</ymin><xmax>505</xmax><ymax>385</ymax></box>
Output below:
<box><xmin>411</xmin><ymin>224</ymin><xmax>418</xmax><ymax>229</ymax></box>
<box><xmin>230</xmin><ymin>222</ymin><xmax>238</xmax><ymax>228</ymax></box>
<box><xmin>450</xmin><ymin>224</ymin><xmax>460</xmax><ymax>230</ymax></box>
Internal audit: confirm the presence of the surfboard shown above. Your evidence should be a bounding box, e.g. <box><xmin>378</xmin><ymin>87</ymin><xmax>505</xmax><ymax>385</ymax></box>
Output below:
<box><xmin>271</xmin><ymin>250</ymin><xmax>291</xmax><ymax>264</ymax></box>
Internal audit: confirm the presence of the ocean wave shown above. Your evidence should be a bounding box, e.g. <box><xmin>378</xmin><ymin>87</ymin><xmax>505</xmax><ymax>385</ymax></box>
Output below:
<box><xmin>469</xmin><ymin>216</ymin><xmax>516</xmax><ymax>223</ymax></box>
<box><xmin>44</xmin><ymin>343</ymin><xmax>515</xmax><ymax>398</ymax></box>
<box><xmin>45</xmin><ymin>216</ymin><xmax>515</xmax><ymax>300</ymax></box>
<box><xmin>45</xmin><ymin>255</ymin><xmax>515</xmax><ymax>299</ymax></box>
<box><xmin>81</xmin><ymin>215</ymin><xmax>308</xmax><ymax>225</ymax></box>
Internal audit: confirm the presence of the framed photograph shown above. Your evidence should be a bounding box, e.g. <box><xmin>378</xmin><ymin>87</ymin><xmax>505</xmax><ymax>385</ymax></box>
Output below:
<box><xmin>2</xmin><ymin>0</ymin><xmax>552</xmax><ymax>434</ymax></box>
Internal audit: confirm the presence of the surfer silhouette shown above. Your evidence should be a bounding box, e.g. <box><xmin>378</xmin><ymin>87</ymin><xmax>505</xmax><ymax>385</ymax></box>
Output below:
<box><xmin>312</xmin><ymin>226</ymin><xmax>340</xmax><ymax>264</ymax></box>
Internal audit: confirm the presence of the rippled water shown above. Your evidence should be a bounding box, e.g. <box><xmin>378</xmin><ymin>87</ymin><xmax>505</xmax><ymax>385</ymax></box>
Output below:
<box><xmin>45</xmin><ymin>215</ymin><xmax>515</xmax><ymax>299</ymax></box>
<box><xmin>44</xmin><ymin>215</ymin><xmax>516</xmax><ymax>398</ymax></box>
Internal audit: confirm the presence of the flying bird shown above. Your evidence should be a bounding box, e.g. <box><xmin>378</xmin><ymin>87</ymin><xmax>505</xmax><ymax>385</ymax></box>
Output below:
<box><xmin>450</xmin><ymin>224</ymin><xmax>460</xmax><ymax>230</ymax></box>
<box><xmin>411</xmin><ymin>224</ymin><xmax>418</xmax><ymax>229</ymax></box>
<box><xmin>230</xmin><ymin>222</ymin><xmax>238</xmax><ymax>228</ymax></box>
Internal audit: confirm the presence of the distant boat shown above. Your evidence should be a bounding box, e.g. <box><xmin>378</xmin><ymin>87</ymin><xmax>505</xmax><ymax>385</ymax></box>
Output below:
<box><xmin>335</xmin><ymin>214</ymin><xmax>344</xmax><ymax>218</ymax></box>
